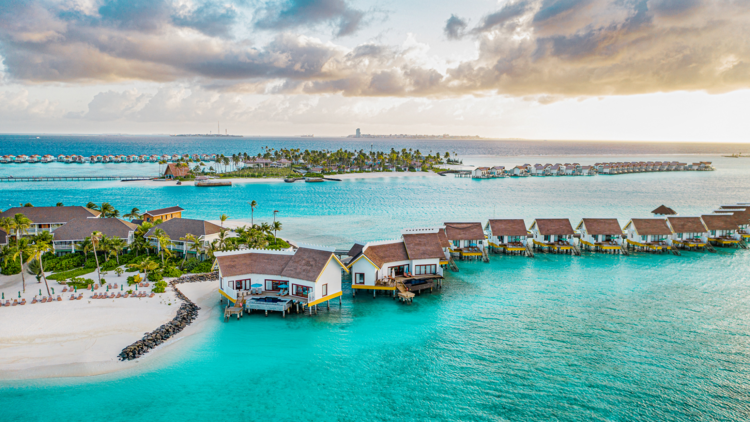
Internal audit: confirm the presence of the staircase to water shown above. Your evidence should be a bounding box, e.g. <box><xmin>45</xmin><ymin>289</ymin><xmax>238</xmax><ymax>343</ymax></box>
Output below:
<box><xmin>448</xmin><ymin>257</ymin><xmax>459</xmax><ymax>272</ymax></box>
<box><xmin>524</xmin><ymin>243</ymin><xmax>535</xmax><ymax>258</ymax></box>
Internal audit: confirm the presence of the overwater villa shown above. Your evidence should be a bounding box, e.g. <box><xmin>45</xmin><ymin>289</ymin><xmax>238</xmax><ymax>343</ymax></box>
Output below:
<box><xmin>666</xmin><ymin>216</ymin><xmax>709</xmax><ymax>250</ymax></box>
<box><xmin>142</xmin><ymin>206</ymin><xmax>183</xmax><ymax>223</ymax></box>
<box><xmin>443</xmin><ymin>222</ymin><xmax>487</xmax><ymax>261</ymax></box>
<box><xmin>715</xmin><ymin>206</ymin><xmax>750</xmax><ymax>240</ymax></box>
<box><xmin>347</xmin><ymin>229</ymin><xmax>445</xmax><ymax>300</ymax></box>
<box><xmin>701</xmin><ymin>214</ymin><xmax>741</xmax><ymax>247</ymax></box>
<box><xmin>485</xmin><ymin>219</ymin><xmax>530</xmax><ymax>255</ymax></box>
<box><xmin>215</xmin><ymin>246</ymin><xmax>348</xmax><ymax>317</ymax></box>
<box><xmin>42</xmin><ymin>155</ymin><xmax>55</xmax><ymax>163</ymax></box>
<box><xmin>623</xmin><ymin>218</ymin><xmax>672</xmax><ymax>252</ymax></box>
<box><xmin>0</xmin><ymin>206</ymin><xmax>101</xmax><ymax>238</ymax></box>
<box><xmin>576</xmin><ymin>218</ymin><xmax>625</xmax><ymax>254</ymax></box>
<box><xmin>472</xmin><ymin>167</ymin><xmax>491</xmax><ymax>178</ymax></box>
<box><xmin>145</xmin><ymin>218</ymin><xmax>225</xmax><ymax>260</ymax></box>
<box><xmin>529</xmin><ymin>218</ymin><xmax>578</xmax><ymax>254</ymax></box>
<box><xmin>51</xmin><ymin>218</ymin><xmax>137</xmax><ymax>255</ymax></box>
<box><xmin>651</xmin><ymin>205</ymin><xmax>677</xmax><ymax>216</ymax></box>
<box><xmin>171</xmin><ymin>154</ymin><xmax>181</xmax><ymax>161</ymax></box>
<box><xmin>15</xmin><ymin>155</ymin><xmax>28</xmax><ymax>163</ymax></box>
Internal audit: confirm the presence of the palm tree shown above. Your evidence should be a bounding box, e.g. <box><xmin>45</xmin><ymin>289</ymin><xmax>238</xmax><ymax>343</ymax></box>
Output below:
<box><xmin>260</xmin><ymin>222</ymin><xmax>271</xmax><ymax>236</ymax></box>
<box><xmin>216</xmin><ymin>229</ymin><xmax>230</xmax><ymax>251</ymax></box>
<box><xmin>180</xmin><ymin>234</ymin><xmax>198</xmax><ymax>264</ymax></box>
<box><xmin>249</xmin><ymin>200</ymin><xmax>257</xmax><ymax>226</ymax></box>
<box><xmin>86</xmin><ymin>202</ymin><xmax>99</xmax><ymax>211</ymax></box>
<box><xmin>100</xmin><ymin>202</ymin><xmax>115</xmax><ymax>218</ymax></box>
<box><xmin>132</xmin><ymin>223</ymin><xmax>153</xmax><ymax>256</ymax></box>
<box><xmin>78</xmin><ymin>237</ymin><xmax>92</xmax><ymax>263</ymax></box>
<box><xmin>129</xmin><ymin>258</ymin><xmax>159</xmax><ymax>281</ymax></box>
<box><xmin>124</xmin><ymin>207</ymin><xmax>141</xmax><ymax>220</ymax></box>
<box><xmin>0</xmin><ymin>217</ymin><xmax>14</xmax><ymax>252</ymax></box>
<box><xmin>272</xmin><ymin>220</ymin><xmax>282</xmax><ymax>245</ymax></box>
<box><xmin>90</xmin><ymin>231</ymin><xmax>103</xmax><ymax>284</ymax></box>
<box><xmin>154</xmin><ymin>228</ymin><xmax>172</xmax><ymax>265</ymax></box>
<box><xmin>26</xmin><ymin>240</ymin><xmax>52</xmax><ymax>296</ymax></box>
<box><xmin>109</xmin><ymin>237</ymin><xmax>127</xmax><ymax>265</ymax></box>
<box><xmin>220</xmin><ymin>214</ymin><xmax>228</xmax><ymax>228</ymax></box>
<box><xmin>12</xmin><ymin>213</ymin><xmax>32</xmax><ymax>292</ymax></box>
<box><xmin>56</xmin><ymin>202</ymin><xmax>64</xmax><ymax>207</ymax></box>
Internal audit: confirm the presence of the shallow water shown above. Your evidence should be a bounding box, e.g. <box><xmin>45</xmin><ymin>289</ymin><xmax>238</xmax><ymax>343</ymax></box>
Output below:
<box><xmin>2</xmin><ymin>138</ymin><xmax>750</xmax><ymax>421</ymax></box>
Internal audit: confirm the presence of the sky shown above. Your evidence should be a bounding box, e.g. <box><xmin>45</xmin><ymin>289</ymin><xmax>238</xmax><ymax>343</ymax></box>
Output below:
<box><xmin>0</xmin><ymin>0</ymin><xmax>748</xmax><ymax>141</ymax></box>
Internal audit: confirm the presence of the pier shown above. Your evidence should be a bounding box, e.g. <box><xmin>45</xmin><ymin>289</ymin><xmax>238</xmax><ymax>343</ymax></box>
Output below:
<box><xmin>0</xmin><ymin>176</ymin><xmax>154</xmax><ymax>182</ymax></box>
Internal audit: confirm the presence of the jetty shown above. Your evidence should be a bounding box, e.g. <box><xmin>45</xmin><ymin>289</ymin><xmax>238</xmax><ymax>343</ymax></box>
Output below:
<box><xmin>0</xmin><ymin>175</ymin><xmax>154</xmax><ymax>182</ymax></box>
<box><xmin>195</xmin><ymin>180</ymin><xmax>232</xmax><ymax>187</ymax></box>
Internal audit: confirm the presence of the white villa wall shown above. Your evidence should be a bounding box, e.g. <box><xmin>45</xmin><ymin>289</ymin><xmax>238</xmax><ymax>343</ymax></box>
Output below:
<box><xmin>350</xmin><ymin>258</ymin><xmax>379</xmax><ymax>286</ymax></box>
<box><xmin>315</xmin><ymin>260</ymin><xmax>343</xmax><ymax>300</ymax></box>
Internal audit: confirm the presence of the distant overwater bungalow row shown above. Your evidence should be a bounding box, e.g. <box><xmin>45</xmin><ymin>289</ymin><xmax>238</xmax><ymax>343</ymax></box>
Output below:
<box><xmin>0</xmin><ymin>153</ymin><xmax>224</xmax><ymax>164</ymax></box>
<box><xmin>2</xmin><ymin>203</ymin><xmax>748</xmax><ymax>318</ymax></box>
<box><xmin>461</xmin><ymin>160</ymin><xmax>715</xmax><ymax>178</ymax></box>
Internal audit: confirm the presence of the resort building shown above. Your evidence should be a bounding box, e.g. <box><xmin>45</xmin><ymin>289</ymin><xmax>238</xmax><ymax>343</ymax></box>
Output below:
<box><xmin>666</xmin><ymin>216</ymin><xmax>708</xmax><ymax>250</ymax></box>
<box><xmin>51</xmin><ymin>218</ymin><xmax>138</xmax><ymax>255</ymax></box>
<box><xmin>142</xmin><ymin>206</ymin><xmax>184</xmax><ymax>223</ymax></box>
<box><xmin>576</xmin><ymin>218</ymin><xmax>625</xmax><ymax>253</ymax></box>
<box><xmin>145</xmin><ymin>218</ymin><xmax>225</xmax><ymax>260</ymax></box>
<box><xmin>215</xmin><ymin>246</ymin><xmax>348</xmax><ymax>316</ymax></box>
<box><xmin>715</xmin><ymin>206</ymin><xmax>750</xmax><ymax>240</ymax></box>
<box><xmin>623</xmin><ymin>218</ymin><xmax>672</xmax><ymax>252</ymax></box>
<box><xmin>347</xmin><ymin>228</ymin><xmax>446</xmax><ymax>298</ymax></box>
<box><xmin>485</xmin><ymin>219</ymin><xmax>529</xmax><ymax>255</ymax></box>
<box><xmin>651</xmin><ymin>205</ymin><xmax>677</xmax><ymax>216</ymax></box>
<box><xmin>443</xmin><ymin>222</ymin><xmax>487</xmax><ymax>260</ymax></box>
<box><xmin>163</xmin><ymin>163</ymin><xmax>190</xmax><ymax>179</ymax></box>
<box><xmin>0</xmin><ymin>229</ymin><xmax>7</xmax><ymax>247</ymax></box>
<box><xmin>529</xmin><ymin>219</ymin><xmax>578</xmax><ymax>254</ymax></box>
<box><xmin>0</xmin><ymin>206</ymin><xmax>101</xmax><ymax>238</ymax></box>
<box><xmin>701</xmin><ymin>214</ymin><xmax>740</xmax><ymax>247</ymax></box>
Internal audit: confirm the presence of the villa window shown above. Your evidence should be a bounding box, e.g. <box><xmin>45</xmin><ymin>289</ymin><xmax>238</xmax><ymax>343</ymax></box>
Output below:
<box><xmin>544</xmin><ymin>235</ymin><xmax>550</xmax><ymax>242</ymax></box>
<box><xmin>293</xmin><ymin>284</ymin><xmax>312</xmax><ymax>297</ymax></box>
<box><xmin>354</xmin><ymin>273</ymin><xmax>365</xmax><ymax>285</ymax></box>
<box><xmin>711</xmin><ymin>230</ymin><xmax>716</xmax><ymax>236</ymax></box>
<box><xmin>390</xmin><ymin>265</ymin><xmax>409</xmax><ymax>276</ymax></box>
<box><xmin>267</xmin><ymin>280</ymin><xmax>286</xmax><ymax>291</ymax></box>
<box><xmin>415</xmin><ymin>264</ymin><xmax>436</xmax><ymax>275</ymax></box>
<box><xmin>321</xmin><ymin>284</ymin><xmax>328</xmax><ymax>297</ymax></box>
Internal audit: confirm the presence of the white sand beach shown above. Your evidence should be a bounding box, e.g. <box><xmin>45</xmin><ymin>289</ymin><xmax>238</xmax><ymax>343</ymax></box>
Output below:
<box><xmin>0</xmin><ymin>272</ymin><xmax>219</xmax><ymax>380</ymax></box>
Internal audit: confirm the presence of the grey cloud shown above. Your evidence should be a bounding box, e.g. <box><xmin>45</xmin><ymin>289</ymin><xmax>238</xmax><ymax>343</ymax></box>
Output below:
<box><xmin>648</xmin><ymin>0</ymin><xmax>701</xmax><ymax>17</ymax></box>
<box><xmin>172</xmin><ymin>3</ymin><xmax>239</xmax><ymax>38</ymax></box>
<box><xmin>473</xmin><ymin>1</ymin><xmax>530</xmax><ymax>33</ymax></box>
<box><xmin>254</xmin><ymin>0</ymin><xmax>366</xmax><ymax>37</ymax></box>
<box><xmin>444</xmin><ymin>14</ymin><xmax>467</xmax><ymax>40</ymax></box>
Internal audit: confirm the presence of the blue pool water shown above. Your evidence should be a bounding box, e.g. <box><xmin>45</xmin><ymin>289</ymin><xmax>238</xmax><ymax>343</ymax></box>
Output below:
<box><xmin>2</xmin><ymin>137</ymin><xmax>750</xmax><ymax>421</ymax></box>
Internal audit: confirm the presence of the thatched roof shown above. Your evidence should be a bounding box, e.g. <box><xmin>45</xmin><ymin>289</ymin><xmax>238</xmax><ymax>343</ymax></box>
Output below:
<box><xmin>651</xmin><ymin>205</ymin><xmax>677</xmax><ymax>215</ymax></box>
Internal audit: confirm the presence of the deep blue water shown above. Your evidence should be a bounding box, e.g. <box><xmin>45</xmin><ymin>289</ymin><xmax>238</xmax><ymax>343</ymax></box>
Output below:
<box><xmin>2</xmin><ymin>137</ymin><xmax>750</xmax><ymax>421</ymax></box>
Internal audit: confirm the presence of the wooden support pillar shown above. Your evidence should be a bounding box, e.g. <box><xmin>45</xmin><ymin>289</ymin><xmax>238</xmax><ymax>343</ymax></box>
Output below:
<box><xmin>339</xmin><ymin>296</ymin><xmax>342</xmax><ymax>307</ymax></box>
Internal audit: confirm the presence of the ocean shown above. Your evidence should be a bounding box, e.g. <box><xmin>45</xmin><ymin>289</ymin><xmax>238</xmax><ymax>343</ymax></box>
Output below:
<box><xmin>1</xmin><ymin>135</ymin><xmax>750</xmax><ymax>421</ymax></box>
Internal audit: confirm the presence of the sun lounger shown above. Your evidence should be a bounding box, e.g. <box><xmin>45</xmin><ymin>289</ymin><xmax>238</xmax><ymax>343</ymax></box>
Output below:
<box><xmin>32</xmin><ymin>297</ymin><xmax>37</xmax><ymax>304</ymax></box>
<box><xmin>77</xmin><ymin>294</ymin><xmax>83</xmax><ymax>300</ymax></box>
<box><xmin>114</xmin><ymin>283</ymin><xmax>118</xmax><ymax>289</ymax></box>
<box><xmin>116</xmin><ymin>293</ymin><xmax>122</xmax><ymax>298</ymax></box>
<box><xmin>109</xmin><ymin>293</ymin><xmax>115</xmax><ymax>298</ymax></box>
<box><xmin>20</xmin><ymin>299</ymin><xmax>26</xmax><ymax>305</ymax></box>
<box><xmin>41</xmin><ymin>297</ymin><xmax>47</xmax><ymax>303</ymax></box>
<box><xmin>57</xmin><ymin>295</ymin><xmax>62</xmax><ymax>302</ymax></box>
<box><xmin>12</xmin><ymin>300</ymin><xmax>18</xmax><ymax>306</ymax></box>
<box><xmin>87</xmin><ymin>284</ymin><xmax>91</xmax><ymax>289</ymax></box>
<box><xmin>70</xmin><ymin>295</ymin><xmax>76</xmax><ymax>300</ymax></box>
<box><xmin>62</xmin><ymin>287</ymin><xmax>68</xmax><ymax>292</ymax></box>
<box><xmin>123</xmin><ymin>293</ymin><xmax>129</xmax><ymax>298</ymax></box>
<box><xmin>149</xmin><ymin>293</ymin><xmax>155</xmax><ymax>298</ymax></box>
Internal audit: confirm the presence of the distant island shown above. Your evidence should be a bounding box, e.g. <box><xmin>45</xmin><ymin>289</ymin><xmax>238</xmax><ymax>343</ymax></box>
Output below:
<box><xmin>347</xmin><ymin>128</ymin><xmax>483</xmax><ymax>139</ymax></box>
<box><xmin>170</xmin><ymin>134</ymin><xmax>243</xmax><ymax>138</ymax></box>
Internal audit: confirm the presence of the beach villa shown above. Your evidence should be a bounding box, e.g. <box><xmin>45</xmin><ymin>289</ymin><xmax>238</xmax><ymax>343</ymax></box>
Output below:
<box><xmin>145</xmin><ymin>218</ymin><xmax>225</xmax><ymax>260</ymax></box>
<box><xmin>51</xmin><ymin>218</ymin><xmax>138</xmax><ymax>255</ymax></box>
<box><xmin>714</xmin><ymin>206</ymin><xmax>750</xmax><ymax>240</ymax></box>
<box><xmin>163</xmin><ymin>163</ymin><xmax>190</xmax><ymax>179</ymax></box>
<box><xmin>347</xmin><ymin>228</ymin><xmax>445</xmax><ymax>299</ymax></box>
<box><xmin>701</xmin><ymin>214</ymin><xmax>740</xmax><ymax>247</ymax></box>
<box><xmin>485</xmin><ymin>219</ymin><xmax>529</xmax><ymax>255</ymax></box>
<box><xmin>623</xmin><ymin>218</ymin><xmax>672</xmax><ymax>252</ymax></box>
<box><xmin>142</xmin><ymin>206</ymin><xmax>184</xmax><ymax>223</ymax></box>
<box><xmin>529</xmin><ymin>218</ymin><xmax>578</xmax><ymax>254</ymax></box>
<box><xmin>215</xmin><ymin>246</ymin><xmax>348</xmax><ymax>316</ymax></box>
<box><xmin>576</xmin><ymin>218</ymin><xmax>624</xmax><ymax>253</ymax></box>
<box><xmin>443</xmin><ymin>222</ymin><xmax>487</xmax><ymax>261</ymax></box>
<box><xmin>0</xmin><ymin>206</ymin><xmax>101</xmax><ymax>238</ymax></box>
<box><xmin>666</xmin><ymin>216</ymin><xmax>708</xmax><ymax>250</ymax></box>
<box><xmin>472</xmin><ymin>167</ymin><xmax>490</xmax><ymax>178</ymax></box>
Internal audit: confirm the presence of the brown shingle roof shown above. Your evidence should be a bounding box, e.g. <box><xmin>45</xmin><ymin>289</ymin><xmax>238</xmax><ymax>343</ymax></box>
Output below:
<box><xmin>713</xmin><ymin>210</ymin><xmax>750</xmax><ymax>226</ymax></box>
<box><xmin>629</xmin><ymin>218</ymin><xmax>672</xmax><ymax>235</ymax></box>
<box><xmin>443</xmin><ymin>222</ymin><xmax>485</xmax><ymax>240</ymax></box>
<box><xmin>488</xmin><ymin>219</ymin><xmax>527</xmax><ymax>237</ymax></box>
<box><xmin>216</xmin><ymin>248</ymin><xmax>336</xmax><ymax>282</ymax></box>
<box><xmin>51</xmin><ymin>218</ymin><xmax>138</xmax><ymax>241</ymax></box>
<box><xmin>402</xmin><ymin>233</ymin><xmax>445</xmax><ymax>260</ymax></box>
<box><xmin>580</xmin><ymin>218</ymin><xmax>622</xmax><ymax>235</ymax></box>
<box><xmin>651</xmin><ymin>205</ymin><xmax>677</xmax><ymax>215</ymax></box>
<box><xmin>363</xmin><ymin>241</ymin><xmax>409</xmax><ymax>268</ymax></box>
<box><xmin>145</xmin><ymin>218</ymin><xmax>222</xmax><ymax>239</ymax></box>
<box><xmin>533</xmin><ymin>219</ymin><xmax>575</xmax><ymax>236</ymax></box>
<box><xmin>144</xmin><ymin>206</ymin><xmax>184</xmax><ymax>216</ymax></box>
<box><xmin>0</xmin><ymin>206</ymin><xmax>100</xmax><ymax>224</ymax></box>
<box><xmin>701</xmin><ymin>214</ymin><xmax>739</xmax><ymax>231</ymax></box>
<box><xmin>667</xmin><ymin>217</ymin><xmax>707</xmax><ymax>234</ymax></box>
<box><xmin>437</xmin><ymin>228</ymin><xmax>450</xmax><ymax>248</ymax></box>
<box><xmin>165</xmin><ymin>163</ymin><xmax>190</xmax><ymax>177</ymax></box>
<box><xmin>347</xmin><ymin>243</ymin><xmax>364</xmax><ymax>258</ymax></box>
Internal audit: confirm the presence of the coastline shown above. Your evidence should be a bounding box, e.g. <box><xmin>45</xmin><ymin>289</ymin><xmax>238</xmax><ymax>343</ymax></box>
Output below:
<box><xmin>124</xmin><ymin>171</ymin><xmax>440</xmax><ymax>187</ymax></box>
<box><xmin>0</xmin><ymin>279</ymin><xmax>218</xmax><ymax>380</ymax></box>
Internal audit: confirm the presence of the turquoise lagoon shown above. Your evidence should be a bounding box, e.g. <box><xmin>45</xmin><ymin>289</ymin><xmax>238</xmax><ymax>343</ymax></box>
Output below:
<box><xmin>2</xmin><ymin>140</ymin><xmax>750</xmax><ymax>420</ymax></box>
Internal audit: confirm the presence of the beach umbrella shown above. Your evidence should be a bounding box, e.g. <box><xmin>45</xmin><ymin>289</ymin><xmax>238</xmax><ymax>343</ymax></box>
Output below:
<box><xmin>251</xmin><ymin>283</ymin><xmax>262</xmax><ymax>288</ymax></box>
<box><xmin>1</xmin><ymin>293</ymin><xmax>3</xmax><ymax>300</ymax></box>
<box><xmin>121</xmin><ymin>285</ymin><xmax>123</xmax><ymax>291</ymax></box>
<box><xmin>18</xmin><ymin>291</ymin><xmax>21</xmax><ymax>298</ymax></box>
<box><xmin>74</xmin><ymin>287</ymin><xmax>77</xmax><ymax>293</ymax></box>
<box><xmin>52</xmin><ymin>288</ymin><xmax>54</xmax><ymax>295</ymax></box>
<box><xmin>39</xmin><ymin>289</ymin><xmax>42</xmax><ymax>295</ymax></box>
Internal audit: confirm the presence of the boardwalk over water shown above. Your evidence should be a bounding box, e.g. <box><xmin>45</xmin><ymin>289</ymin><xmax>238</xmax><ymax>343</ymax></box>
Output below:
<box><xmin>0</xmin><ymin>176</ymin><xmax>154</xmax><ymax>182</ymax></box>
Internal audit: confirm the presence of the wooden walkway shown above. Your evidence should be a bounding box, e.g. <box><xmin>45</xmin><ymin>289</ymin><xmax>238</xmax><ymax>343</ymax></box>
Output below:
<box><xmin>0</xmin><ymin>176</ymin><xmax>154</xmax><ymax>182</ymax></box>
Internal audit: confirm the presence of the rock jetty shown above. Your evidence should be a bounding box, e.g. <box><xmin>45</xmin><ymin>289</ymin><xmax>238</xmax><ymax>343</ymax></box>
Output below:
<box><xmin>117</xmin><ymin>272</ymin><xmax>218</xmax><ymax>361</ymax></box>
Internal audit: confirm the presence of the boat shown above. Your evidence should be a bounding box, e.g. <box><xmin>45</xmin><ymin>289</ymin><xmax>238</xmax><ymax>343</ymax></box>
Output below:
<box><xmin>304</xmin><ymin>177</ymin><xmax>324</xmax><ymax>183</ymax></box>
<box><xmin>195</xmin><ymin>180</ymin><xmax>232</xmax><ymax>187</ymax></box>
<box><xmin>284</xmin><ymin>177</ymin><xmax>298</xmax><ymax>183</ymax></box>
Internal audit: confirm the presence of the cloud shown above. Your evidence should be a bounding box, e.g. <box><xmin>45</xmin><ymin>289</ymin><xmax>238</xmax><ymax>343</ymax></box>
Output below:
<box><xmin>0</xmin><ymin>0</ymin><xmax>749</xmax><ymax>99</ymax></box>
<box><xmin>254</xmin><ymin>0</ymin><xmax>366</xmax><ymax>37</ymax></box>
<box><xmin>444</xmin><ymin>14</ymin><xmax>467</xmax><ymax>40</ymax></box>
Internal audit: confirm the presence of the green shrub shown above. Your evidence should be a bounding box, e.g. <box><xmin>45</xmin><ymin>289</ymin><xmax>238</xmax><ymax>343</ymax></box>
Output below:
<box><xmin>1</xmin><ymin>257</ymin><xmax>21</xmax><ymax>275</ymax></box>
<box><xmin>67</xmin><ymin>277</ymin><xmax>94</xmax><ymax>289</ymax></box>
<box><xmin>126</xmin><ymin>274</ymin><xmax>142</xmax><ymax>285</ymax></box>
<box><xmin>147</xmin><ymin>271</ymin><xmax>163</xmax><ymax>282</ymax></box>
<box><xmin>190</xmin><ymin>261</ymin><xmax>213</xmax><ymax>273</ymax></box>
<box><xmin>183</xmin><ymin>257</ymin><xmax>200</xmax><ymax>272</ymax></box>
<box><xmin>162</xmin><ymin>266</ymin><xmax>182</xmax><ymax>278</ymax></box>
<box><xmin>42</xmin><ymin>253</ymin><xmax>85</xmax><ymax>272</ymax></box>
<box><xmin>152</xmin><ymin>280</ymin><xmax>168</xmax><ymax>293</ymax></box>
<box><xmin>48</xmin><ymin>267</ymin><xmax>95</xmax><ymax>281</ymax></box>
